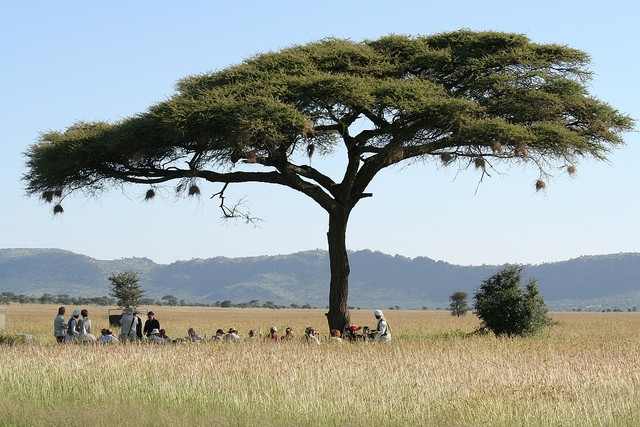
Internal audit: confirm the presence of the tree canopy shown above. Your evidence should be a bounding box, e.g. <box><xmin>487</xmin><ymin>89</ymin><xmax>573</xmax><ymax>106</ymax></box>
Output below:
<box><xmin>23</xmin><ymin>30</ymin><xmax>634</xmax><ymax>330</ymax></box>
<box><xmin>108</xmin><ymin>271</ymin><xmax>145</xmax><ymax>309</ymax></box>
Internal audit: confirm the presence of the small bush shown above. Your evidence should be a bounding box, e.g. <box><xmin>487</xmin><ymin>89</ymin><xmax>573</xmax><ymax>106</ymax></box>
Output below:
<box><xmin>0</xmin><ymin>334</ymin><xmax>28</xmax><ymax>346</ymax></box>
<box><xmin>474</xmin><ymin>265</ymin><xmax>551</xmax><ymax>337</ymax></box>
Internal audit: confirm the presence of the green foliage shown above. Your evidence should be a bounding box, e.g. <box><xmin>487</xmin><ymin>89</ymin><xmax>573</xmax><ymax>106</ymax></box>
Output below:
<box><xmin>474</xmin><ymin>265</ymin><xmax>551</xmax><ymax>337</ymax></box>
<box><xmin>24</xmin><ymin>30</ymin><xmax>633</xmax><ymax>203</ymax></box>
<box><xmin>108</xmin><ymin>271</ymin><xmax>145</xmax><ymax>308</ymax></box>
<box><xmin>0</xmin><ymin>334</ymin><xmax>28</xmax><ymax>346</ymax></box>
<box><xmin>449</xmin><ymin>291</ymin><xmax>470</xmax><ymax>317</ymax></box>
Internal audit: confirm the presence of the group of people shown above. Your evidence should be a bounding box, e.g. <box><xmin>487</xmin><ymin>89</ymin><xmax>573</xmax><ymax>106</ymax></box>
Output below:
<box><xmin>117</xmin><ymin>308</ymin><xmax>168</xmax><ymax>343</ymax></box>
<box><xmin>181</xmin><ymin>310</ymin><xmax>392</xmax><ymax>344</ymax></box>
<box><xmin>54</xmin><ymin>306</ymin><xmax>97</xmax><ymax>343</ymax></box>
<box><xmin>53</xmin><ymin>306</ymin><xmax>392</xmax><ymax>344</ymax></box>
<box><xmin>54</xmin><ymin>307</ymin><xmax>169</xmax><ymax>345</ymax></box>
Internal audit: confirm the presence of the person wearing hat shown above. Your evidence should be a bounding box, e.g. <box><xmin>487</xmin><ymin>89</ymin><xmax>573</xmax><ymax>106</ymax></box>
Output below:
<box><xmin>64</xmin><ymin>309</ymin><xmax>81</xmax><ymax>343</ymax></box>
<box><xmin>143</xmin><ymin>311</ymin><xmax>160</xmax><ymax>338</ymax></box>
<box><xmin>265</xmin><ymin>326</ymin><xmax>281</xmax><ymax>342</ymax></box>
<box><xmin>147</xmin><ymin>328</ymin><xmax>166</xmax><ymax>344</ymax></box>
<box><xmin>211</xmin><ymin>328</ymin><xmax>226</xmax><ymax>341</ymax></box>
<box><xmin>372</xmin><ymin>310</ymin><xmax>391</xmax><ymax>342</ymax></box>
<box><xmin>344</xmin><ymin>325</ymin><xmax>361</xmax><ymax>342</ymax></box>
<box><xmin>118</xmin><ymin>307</ymin><xmax>140</xmax><ymax>343</ymax></box>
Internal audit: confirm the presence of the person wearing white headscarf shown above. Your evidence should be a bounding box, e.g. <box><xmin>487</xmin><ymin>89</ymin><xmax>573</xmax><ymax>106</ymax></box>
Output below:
<box><xmin>373</xmin><ymin>310</ymin><xmax>391</xmax><ymax>342</ymax></box>
<box><xmin>64</xmin><ymin>310</ymin><xmax>81</xmax><ymax>343</ymax></box>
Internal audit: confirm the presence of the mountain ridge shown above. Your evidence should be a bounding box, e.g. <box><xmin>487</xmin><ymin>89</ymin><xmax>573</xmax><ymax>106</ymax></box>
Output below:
<box><xmin>1</xmin><ymin>248</ymin><xmax>638</xmax><ymax>311</ymax></box>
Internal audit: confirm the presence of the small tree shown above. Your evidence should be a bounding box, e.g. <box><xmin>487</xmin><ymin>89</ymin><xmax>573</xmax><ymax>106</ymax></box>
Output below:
<box><xmin>161</xmin><ymin>294</ymin><xmax>178</xmax><ymax>306</ymax></box>
<box><xmin>449</xmin><ymin>291</ymin><xmax>470</xmax><ymax>317</ymax></box>
<box><xmin>108</xmin><ymin>271</ymin><xmax>145</xmax><ymax>308</ymax></box>
<box><xmin>474</xmin><ymin>265</ymin><xmax>551</xmax><ymax>337</ymax></box>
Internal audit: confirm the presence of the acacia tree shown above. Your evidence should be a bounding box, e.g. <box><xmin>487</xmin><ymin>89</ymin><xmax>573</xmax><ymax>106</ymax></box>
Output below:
<box><xmin>23</xmin><ymin>31</ymin><xmax>633</xmax><ymax>332</ymax></box>
<box><xmin>449</xmin><ymin>291</ymin><xmax>470</xmax><ymax>317</ymax></box>
<box><xmin>108</xmin><ymin>271</ymin><xmax>145</xmax><ymax>308</ymax></box>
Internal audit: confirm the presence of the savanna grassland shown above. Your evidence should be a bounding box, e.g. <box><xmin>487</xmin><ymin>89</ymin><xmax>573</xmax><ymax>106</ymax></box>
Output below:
<box><xmin>0</xmin><ymin>305</ymin><xmax>639</xmax><ymax>426</ymax></box>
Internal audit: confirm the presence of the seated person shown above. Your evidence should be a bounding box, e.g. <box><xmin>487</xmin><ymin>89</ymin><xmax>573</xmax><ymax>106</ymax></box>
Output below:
<box><xmin>100</xmin><ymin>328</ymin><xmax>119</xmax><ymax>344</ymax></box>
<box><xmin>186</xmin><ymin>328</ymin><xmax>202</xmax><ymax>342</ymax></box>
<box><xmin>147</xmin><ymin>328</ymin><xmax>166</xmax><ymax>344</ymax></box>
<box><xmin>212</xmin><ymin>329</ymin><xmax>225</xmax><ymax>341</ymax></box>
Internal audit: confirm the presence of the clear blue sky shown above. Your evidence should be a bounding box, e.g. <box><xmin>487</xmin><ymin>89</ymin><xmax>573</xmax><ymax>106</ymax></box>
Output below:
<box><xmin>1</xmin><ymin>1</ymin><xmax>638</xmax><ymax>266</ymax></box>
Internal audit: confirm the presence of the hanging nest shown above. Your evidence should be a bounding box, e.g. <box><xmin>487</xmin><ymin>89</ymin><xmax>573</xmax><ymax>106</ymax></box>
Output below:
<box><xmin>474</xmin><ymin>157</ymin><xmax>486</xmax><ymax>170</ymax></box>
<box><xmin>144</xmin><ymin>189</ymin><xmax>155</xmax><ymax>201</ymax></box>
<box><xmin>440</xmin><ymin>153</ymin><xmax>453</xmax><ymax>165</ymax></box>
<box><xmin>306</xmin><ymin>143</ymin><xmax>315</xmax><ymax>160</ymax></box>
<box><xmin>515</xmin><ymin>144</ymin><xmax>529</xmax><ymax>158</ymax></box>
<box><xmin>567</xmin><ymin>165</ymin><xmax>577</xmax><ymax>176</ymax></box>
<box><xmin>535</xmin><ymin>179</ymin><xmax>546</xmax><ymax>191</ymax></box>
<box><xmin>53</xmin><ymin>204</ymin><xmax>64</xmax><ymax>215</ymax></box>
<box><xmin>188</xmin><ymin>185</ymin><xmax>201</xmax><ymax>196</ymax></box>
<box><xmin>386</xmin><ymin>147</ymin><xmax>404</xmax><ymax>164</ymax></box>
<box><xmin>42</xmin><ymin>191</ymin><xmax>54</xmax><ymax>203</ymax></box>
<box><xmin>302</xmin><ymin>120</ymin><xmax>316</xmax><ymax>139</ymax></box>
<box><xmin>244</xmin><ymin>151</ymin><xmax>257</xmax><ymax>164</ymax></box>
<box><xmin>491</xmin><ymin>141</ymin><xmax>503</xmax><ymax>154</ymax></box>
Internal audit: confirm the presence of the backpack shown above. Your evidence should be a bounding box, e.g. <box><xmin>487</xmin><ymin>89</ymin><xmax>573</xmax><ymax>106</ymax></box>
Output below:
<box><xmin>135</xmin><ymin>316</ymin><xmax>143</xmax><ymax>339</ymax></box>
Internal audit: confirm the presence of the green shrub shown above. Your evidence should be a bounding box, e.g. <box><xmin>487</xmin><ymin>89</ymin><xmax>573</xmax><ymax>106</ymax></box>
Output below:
<box><xmin>474</xmin><ymin>265</ymin><xmax>551</xmax><ymax>337</ymax></box>
<box><xmin>0</xmin><ymin>334</ymin><xmax>28</xmax><ymax>346</ymax></box>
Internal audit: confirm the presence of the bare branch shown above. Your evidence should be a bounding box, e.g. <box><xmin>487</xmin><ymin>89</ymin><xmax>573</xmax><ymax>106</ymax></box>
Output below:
<box><xmin>211</xmin><ymin>183</ymin><xmax>263</xmax><ymax>226</ymax></box>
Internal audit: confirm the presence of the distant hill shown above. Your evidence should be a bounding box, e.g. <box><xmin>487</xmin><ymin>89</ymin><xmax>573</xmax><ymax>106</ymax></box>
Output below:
<box><xmin>0</xmin><ymin>248</ymin><xmax>639</xmax><ymax>311</ymax></box>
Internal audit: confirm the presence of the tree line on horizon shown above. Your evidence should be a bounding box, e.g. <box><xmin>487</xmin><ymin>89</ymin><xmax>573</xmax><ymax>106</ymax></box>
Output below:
<box><xmin>0</xmin><ymin>291</ymin><xmax>323</xmax><ymax>310</ymax></box>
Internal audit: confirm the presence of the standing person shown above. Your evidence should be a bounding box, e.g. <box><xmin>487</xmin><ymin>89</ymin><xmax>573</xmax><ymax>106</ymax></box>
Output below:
<box><xmin>53</xmin><ymin>306</ymin><xmax>67</xmax><ymax>344</ymax></box>
<box><xmin>119</xmin><ymin>307</ymin><xmax>140</xmax><ymax>343</ymax></box>
<box><xmin>372</xmin><ymin>310</ymin><xmax>391</xmax><ymax>342</ymax></box>
<box><xmin>77</xmin><ymin>309</ymin><xmax>97</xmax><ymax>343</ymax></box>
<box><xmin>65</xmin><ymin>310</ymin><xmax>81</xmax><ymax>343</ymax></box>
<box><xmin>134</xmin><ymin>310</ymin><xmax>144</xmax><ymax>341</ymax></box>
<box><xmin>143</xmin><ymin>311</ymin><xmax>160</xmax><ymax>338</ymax></box>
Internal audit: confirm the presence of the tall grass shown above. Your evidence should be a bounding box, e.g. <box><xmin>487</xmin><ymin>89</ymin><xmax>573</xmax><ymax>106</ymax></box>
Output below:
<box><xmin>0</xmin><ymin>306</ymin><xmax>639</xmax><ymax>426</ymax></box>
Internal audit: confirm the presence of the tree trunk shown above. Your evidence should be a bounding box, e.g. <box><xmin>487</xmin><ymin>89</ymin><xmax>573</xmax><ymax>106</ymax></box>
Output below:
<box><xmin>326</xmin><ymin>210</ymin><xmax>351</xmax><ymax>333</ymax></box>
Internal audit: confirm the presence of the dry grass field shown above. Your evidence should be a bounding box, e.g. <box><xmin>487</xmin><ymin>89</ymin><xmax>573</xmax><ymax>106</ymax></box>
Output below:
<box><xmin>0</xmin><ymin>305</ymin><xmax>639</xmax><ymax>426</ymax></box>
